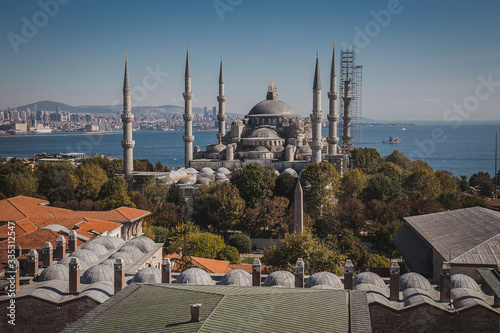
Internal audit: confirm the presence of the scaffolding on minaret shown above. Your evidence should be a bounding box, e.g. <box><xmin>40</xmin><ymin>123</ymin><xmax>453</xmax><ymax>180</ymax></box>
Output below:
<box><xmin>338</xmin><ymin>48</ymin><xmax>363</xmax><ymax>150</ymax></box>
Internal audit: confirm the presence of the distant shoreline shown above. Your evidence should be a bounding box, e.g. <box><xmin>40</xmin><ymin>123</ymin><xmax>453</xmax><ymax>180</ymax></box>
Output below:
<box><xmin>0</xmin><ymin>131</ymin><xmax>121</xmax><ymax>138</ymax></box>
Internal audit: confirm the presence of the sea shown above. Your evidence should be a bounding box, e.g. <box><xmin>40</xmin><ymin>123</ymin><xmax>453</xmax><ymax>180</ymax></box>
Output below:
<box><xmin>0</xmin><ymin>124</ymin><xmax>498</xmax><ymax>178</ymax></box>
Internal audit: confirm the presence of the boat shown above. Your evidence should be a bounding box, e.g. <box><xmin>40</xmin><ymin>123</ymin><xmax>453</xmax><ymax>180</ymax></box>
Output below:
<box><xmin>401</xmin><ymin>128</ymin><xmax>406</xmax><ymax>131</ymax></box>
<box><xmin>31</xmin><ymin>128</ymin><xmax>52</xmax><ymax>134</ymax></box>
<box><xmin>382</xmin><ymin>136</ymin><xmax>402</xmax><ymax>144</ymax></box>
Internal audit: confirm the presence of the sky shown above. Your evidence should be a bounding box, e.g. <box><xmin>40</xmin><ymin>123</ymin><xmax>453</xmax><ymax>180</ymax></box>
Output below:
<box><xmin>0</xmin><ymin>0</ymin><xmax>499</xmax><ymax>121</ymax></box>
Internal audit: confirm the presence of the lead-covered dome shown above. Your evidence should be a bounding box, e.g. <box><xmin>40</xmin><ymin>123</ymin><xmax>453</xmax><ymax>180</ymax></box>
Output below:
<box><xmin>219</xmin><ymin>269</ymin><xmax>252</xmax><ymax>286</ymax></box>
<box><xmin>88</xmin><ymin>235</ymin><xmax>125</xmax><ymax>250</ymax></box>
<box><xmin>247</xmin><ymin>128</ymin><xmax>282</xmax><ymax>139</ymax></box>
<box><xmin>82</xmin><ymin>243</ymin><xmax>109</xmax><ymax>256</ymax></box>
<box><xmin>305</xmin><ymin>272</ymin><xmax>343</xmax><ymax>289</ymax></box>
<box><xmin>132</xmin><ymin>267</ymin><xmax>162</xmax><ymax>283</ymax></box>
<box><xmin>248</xmin><ymin>100</ymin><xmax>296</xmax><ymax>116</ymax></box>
<box><xmin>81</xmin><ymin>265</ymin><xmax>114</xmax><ymax>284</ymax></box>
<box><xmin>263</xmin><ymin>270</ymin><xmax>295</xmax><ymax>288</ymax></box>
<box><xmin>38</xmin><ymin>264</ymin><xmax>69</xmax><ymax>281</ymax></box>
<box><xmin>451</xmin><ymin>274</ymin><xmax>480</xmax><ymax>291</ymax></box>
<box><xmin>176</xmin><ymin>267</ymin><xmax>214</xmax><ymax>285</ymax></box>
<box><xmin>400</xmin><ymin>272</ymin><xmax>432</xmax><ymax>291</ymax></box>
<box><xmin>353</xmin><ymin>272</ymin><xmax>387</xmax><ymax>288</ymax></box>
<box><xmin>70</xmin><ymin>249</ymin><xmax>100</xmax><ymax>266</ymax></box>
<box><xmin>127</xmin><ymin>236</ymin><xmax>156</xmax><ymax>253</ymax></box>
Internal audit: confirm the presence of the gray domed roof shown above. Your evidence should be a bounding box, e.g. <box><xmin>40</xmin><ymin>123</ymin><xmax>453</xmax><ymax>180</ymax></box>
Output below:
<box><xmin>219</xmin><ymin>269</ymin><xmax>252</xmax><ymax>286</ymax></box>
<box><xmin>176</xmin><ymin>267</ymin><xmax>214</xmax><ymax>285</ymax></box>
<box><xmin>200</xmin><ymin>167</ymin><xmax>215</xmax><ymax>175</ymax></box>
<box><xmin>79</xmin><ymin>281</ymin><xmax>114</xmax><ymax>302</ymax></box>
<box><xmin>70</xmin><ymin>249</ymin><xmax>100</xmax><ymax>266</ymax></box>
<box><xmin>283</xmin><ymin>168</ymin><xmax>298</xmax><ymax>176</ymax></box>
<box><xmin>177</xmin><ymin>169</ymin><xmax>188</xmax><ymax>177</ymax></box>
<box><xmin>81</xmin><ymin>265</ymin><xmax>114</xmax><ymax>284</ymax></box>
<box><xmin>211</xmin><ymin>144</ymin><xmax>227</xmax><ymax>153</ymax></box>
<box><xmin>117</xmin><ymin>245</ymin><xmax>144</xmax><ymax>259</ymax></box>
<box><xmin>108</xmin><ymin>251</ymin><xmax>134</xmax><ymax>265</ymax></box>
<box><xmin>215</xmin><ymin>173</ymin><xmax>227</xmax><ymax>180</ymax></box>
<box><xmin>451</xmin><ymin>274</ymin><xmax>480</xmax><ymax>291</ymax></box>
<box><xmin>399</xmin><ymin>272</ymin><xmax>432</xmax><ymax>291</ymax></box>
<box><xmin>58</xmin><ymin>256</ymin><xmax>89</xmax><ymax>271</ymax></box>
<box><xmin>178</xmin><ymin>177</ymin><xmax>195</xmax><ymax>185</ymax></box>
<box><xmin>132</xmin><ymin>267</ymin><xmax>162</xmax><ymax>283</ymax></box>
<box><xmin>305</xmin><ymin>272</ymin><xmax>343</xmax><ymax>289</ymax></box>
<box><xmin>82</xmin><ymin>243</ymin><xmax>109</xmax><ymax>256</ymax></box>
<box><xmin>353</xmin><ymin>272</ymin><xmax>387</xmax><ymax>288</ymax></box>
<box><xmin>170</xmin><ymin>171</ymin><xmax>180</xmax><ymax>178</ymax></box>
<box><xmin>248</xmin><ymin>100</ymin><xmax>296</xmax><ymax>116</ymax></box>
<box><xmin>98</xmin><ymin>259</ymin><xmax>117</xmax><ymax>268</ymax></box>
<box><xmin>38</xmin><ymin>264</ymin><xmax>69</xmax><ymax>281</ymax></box>
<box><xmin>196</xmin><ymin>177</ymin><xmax>212</xmax><ymax>185</ymax></box>
<box><xmin>296</xmin><ymin>146</ymin><xmax>312</xmax><ymax>155</ymax></box>
<box><xmin>251</xmin><ymin>146</ymin><xmax>270</xmax><ymax>152</ymax></box>
<box><xmin>89</xmin><ymin>235</ymin><xmax>125</xmax><ymax>250</ymax></box>
<box><xmin>186</xmin><ymin>168</ymin><xmax>198</xmax><ymax>174</ymax></box>
<box><xmin>216</xmin><ymin>167</ymin><xmax>231</xmax><ymax>175</ymax></box>
<box><xmin>247</xmin><ymin>128</ymin><xmax>282</xmax><ymax>139</ymax></box>
<box><xmin>263</xmin><ymin>270</ymin><xmax>295</xmax><ymax>288</ymax></box>
<box><xmin>127</xmin><ymin>236</ymin><xmax>156</xmax><ymax>253</ymax></box>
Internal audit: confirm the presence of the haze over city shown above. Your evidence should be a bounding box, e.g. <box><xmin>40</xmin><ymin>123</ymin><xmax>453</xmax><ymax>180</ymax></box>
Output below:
<box><xmin>0</xmin><ymin>0</ymin><xmax>499</xmax><ymax>121</ymax></box>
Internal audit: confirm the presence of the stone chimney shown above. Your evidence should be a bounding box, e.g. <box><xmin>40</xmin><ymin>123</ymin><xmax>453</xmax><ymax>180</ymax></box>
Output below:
<box><xmin>162</xmin><ymin>258</ymin><xmax>172</xmax><ymax>284</ymax></box>
<box><xmin>42</xmin><ymin>242</ymin><xmax>53</xmax><ymax>267</ymax></box>
<box><xmin>344</xmin><ymin>259</ymin><xmax>354</xmax><ymax>290</ymax></box>
<box><xmin>389</xmin><ymin>260</ymin><xmax>400</xmax><ymax>301</ymax></box>
<box><xmin>26</xmin><ymin>249</ymin><xmax>39</xmax><ymax>276</ymax></box>
<box><xmin>294</xmin><ymin>258</ymin><xmax>305</xmax><ymax>288</ymax></box>
<box><xmin>69</xmin><ymin>257</ymin><xmax>81</xmax><ymax>294</ymax></box>
<box><xmin>176</xmin><ymin>247</ymin><xmax>183</xmax><ymax>258</ymax></box>
<box><xmin>68</xmin><ymin>230</ymin><xmax>78</xmax><ymax>253</ymax></box>
<box><xmin>6</xmin><ymin>258</ymin><xmax>20</xmax><ymax>292</ymax></box>
<box><xmin>252</xmin><ymin>258</ymin><xmax>262</xmax><ymax>287</ymax></box>
<box><xmin>15</xmin><ymin>244</ymin><xmax>22</xmax><ymax>257</ymax></box>
<box><xmin>440</xmin><ymin>261</ymin><xmax>451</xmax><ymax>302</ymax></box>
<box><xmin>114</xmin><ymin>258</ymin><xmax>125</xmax><ymax>294</ymax></box>
<box><xmin>55</xmin><ymin>235</ymin><xmax>66</xmax><ymax>260</ymax></box>
<box><xmin>190</xmin><ymin>303</ymin><xmax>202</xmax><ymax>322</ymax></box>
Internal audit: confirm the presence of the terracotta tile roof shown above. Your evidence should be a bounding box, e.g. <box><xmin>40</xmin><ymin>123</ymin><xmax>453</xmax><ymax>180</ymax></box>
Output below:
<box><xmin>0</xmin><ymin>229</ymin><xmax>83</xmax><ymax>251</ymax></box>
<box><xmin>0</xmin><ymin>196</ymin><xmax>69</xmax><ymax>221</ymax></box>
<box><xmin>113</xmin><ymin>207</ymin><xmax>151</xmax><ymax>221</ymax></box>
<box><xmin>16</xmin><ymin>218</ymin><xmax>38</xmax><ymax>234</ymax></box>
<box><xmin>50</xmin><ymin>211</ymin><xmax>104</xmax><ymax>219</ymax></box>
<box><xmin>0</xmin><ymin>218</ymin><xmax>36</xmax><ymax>239</ymax></box>
<box><xmin>164</xmin><ymin>253</ymin><xmax>233</xmax><ymax>274</ymax></box>
<box><xmin>486</xmin><ymin>198</ymin><xmax>500</xmax><ymax>207</ymax></box>
<box><xmin>75</xmin><ymin>218</ymin><xmax>122</xmax><ymax>236</ymax></box>
<box><xmin>228</xmin><ymin>264</ymin><xmax>253</xmax><ymax>274</ymax></box>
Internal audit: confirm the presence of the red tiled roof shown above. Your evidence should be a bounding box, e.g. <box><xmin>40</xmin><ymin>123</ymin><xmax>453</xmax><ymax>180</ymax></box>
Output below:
<box><xmin>486</xmin><ymin>198</ymin><xmax>500</xmax><ymax>207</ymax></box>
<box><xmin>228</xmin><ymin>264</ymin><xmax>253</xmax><ymax>274</ymax></box>
<box><xmin>0</xmin><ymin>229</ymin><xmax>83</xmax><ymax>250</ymax></box>
<box><xmin>16</xmin><ymin>218</ymin><xmax>38</xmax><ymax>234</ymax></box>
<box><xmin>113</xmin><ymin>207</ymin><xmax>151</xmax><ymax>221</ymax></box>
<box><xmin>164</xmin><ymin>253</ymin><xmax>233</xmax><ymax>274</ymax></box>
<box><xmin>76</xmin><ymin>218</ymin><xmax>122</xmax><ymax>235</ymax></box>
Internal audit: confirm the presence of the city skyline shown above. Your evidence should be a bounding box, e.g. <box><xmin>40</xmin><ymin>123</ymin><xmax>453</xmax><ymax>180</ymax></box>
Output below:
<box><xmin>0</xmin><ymin>0</ymin><xmax>499</xmax><ymax>121</ymax></box>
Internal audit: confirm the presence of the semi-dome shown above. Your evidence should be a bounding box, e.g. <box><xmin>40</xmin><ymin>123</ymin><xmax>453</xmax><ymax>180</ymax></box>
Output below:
<box><xmin>247</xmin><ymin>128</ymin><xmax>282</xmax><ymax>139</ymax></box>
<box><xmin>117</xmin><ymin>244</ymin><xmax>144</xmax><ymax>259</ymax></box>
<box><xmin>108</xmin><ymin>252</ymin><xmax>135</xmax><ymax>265</ymax></box>
<box><xmin>252</xmin><ymin>146</ymin><xmax>270</xmax><ymax>152</ymax></box>
<box><xmin>263</xmin><ymin>270</ymin><xmax>295</xmax><ymax>288</ymax></box>
<box><xmin>82</xmin><ymin>243</ymin><xmax>109</xmax><ymax>256</ymax></box>
<box><xmin>200</xmin><ymin>167</ymin><xmax>215</xmax><ymax>175</ymax></box>
<box><xmin>127</xmin><ymin>236</ymin><xmax>156</xmax><ymax>253</ymax></box>
<box><xmin>296</xmin><ymin>145</ymin><xmax>312</xmax><ymax>155</ymax></box>
<box><xmin>305</xmin><ymin>272</ymin><xmax>343</xmax><ymax>289</ymax></box>
<box><xmin>248</xmin><ymin>99</ymin><xmax>297</xmax><ymax>116</ymax></box>
<box><xmin>451</xmin><ymin>274</ymin><xmax>480</xmax><ymax>291</ymax></box>
<box><xmin>399</xmin><ymin>272</ymin><xmax>432</xmax><ymax>291</ymax></box>
<box><xmin>88</xmin><ymin>235</ymin><xmax>125</xmax><ymax>250</ymax></box>
<box><xmin>176</xmin><ymin>267</ymin><xmax>214</xmax><ymax>285</ymax></box>
<box><xmin>353</xmin><ymin>272</ymin><xmax>387</xmax><ymax>288</ymax></box>
<box><xmin>70</xmin><ymin>249</ymin><xmax>100</xmax><ymax>266</ymax></box>
<box><xmin>81</xmin><ymin>265</ymin><xmax>114</xmax><ymax>284</ymax></box>
<box><xmin>219</xmin><ymin>269</ymin><xmax>252</xmax><ymax>286</ymax></box>
<box><xmin>58</xmin><ymin>256</ymin><xmax>89</xmax><ymax>271</ymax></box>
<box><xmin>132</xmin><ymin>267</ymin><xmax>162</xmax><ymax>283</ymax></box>
<box><xmin>38</xmin><ymin>264</ymin><xmax>69</xmax><ymax>281</ymax></box>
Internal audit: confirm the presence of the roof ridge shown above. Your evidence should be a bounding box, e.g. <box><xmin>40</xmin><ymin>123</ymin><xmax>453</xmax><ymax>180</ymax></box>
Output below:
<box><xmin>197</xmin><ymin>293</ymin><xmax>226</xmax><ymax>332</ymax></box>
<box><xmin>451</xmin><ymin>233</ymin><xmax>500</xmax><ymax>263</ymax></box>
<box><xmin>6</xmin><ymin>197</ymin><xmax>28</xmax><ymax>220</ymax></box>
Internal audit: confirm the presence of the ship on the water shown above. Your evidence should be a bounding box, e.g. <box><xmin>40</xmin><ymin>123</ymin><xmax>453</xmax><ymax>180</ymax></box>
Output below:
<box><xmin>30</xmin><ymin>128</ymin><xmax>52</xmax><ymax>134</ymax></box>
<box><xmin>382</xmin><ymin>136</ymin><xmax>402</xmax><ymax>144</ymax></box>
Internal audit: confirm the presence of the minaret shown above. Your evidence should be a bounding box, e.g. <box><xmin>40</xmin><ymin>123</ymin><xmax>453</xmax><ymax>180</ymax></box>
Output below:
<box><xmin>342</xmin><ymin>74</ymin><xmax>352</xmax><ymax>151</ymax></box>
<box><xmin>327</xmin><ymin>41</ymin><xmax>339</xmax><ymax>155</ymax></box>
<box><xmin>183</xmin><ymin>44</ymin><xmax>194</xmax><ymax>167</ymax></box>
<box><xmin>121</xmin><ymin>53</ymin><xmax>135</xmax><ymax>175</ymax></box>
<box><xmin>310</xmin><ymin>49</ymin><xmax>323</xmax><ymax>163</ymax></box>
<box><xmin>217</xmin><ymin>55</ymin><xmax>227</xmax><ymax>143</ymax></box>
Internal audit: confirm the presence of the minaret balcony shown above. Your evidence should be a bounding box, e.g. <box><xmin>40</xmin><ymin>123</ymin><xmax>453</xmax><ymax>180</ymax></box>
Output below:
<box><xmin>328</xmin><ymin>92</ymin><xmax>338</xmax><ymax>100</ymax></box>
<box><xmin>183</xmin><ymin>114</ymin><xmax>194</xmax><ymax>122</ymax></box>
<box><xmin>183</xmin><ymin>135</ymin><xmax>194</xmax><ymax>143</ymax></box>
<box><xmin>327</xmin><ymin>114</ymin><xmax>338</xmax><ymax>122</ymax></box>
<box><xmin>121</xmin><ymin>140</ymin><xmax>135</xmax><ymax>149</ymax></box>
<box><xmin>327</xmin><ymin>137</ymin><xmax>339</xmax><ymax>145</ymax></box>
<box><xmin>217</xmin><ymin>114</ymin><xmax>227</xmax><ymax>121</ymax></box>
<box><xmin>310</xmin><ymin>141</ymin><xmax>324</xmax><ymax>149</ymax></box>
<box><xmin>310</xmin><ymin>113</ymin><xmax>324</xmax><ymax>123</ymax></box>
<box><xmin>217</xmin><ymin>95</ymin><xmax>226</xmax><ymax>103</ymax></box>
<box><xmin>121</xmin><ymin>114</ymin><xmax>134</xmax><ymax>122</ymax></box>
<box><xmin>183</xmin><ymin>92</ymin><xmax>193</xmax><ymax>100</ymax></box>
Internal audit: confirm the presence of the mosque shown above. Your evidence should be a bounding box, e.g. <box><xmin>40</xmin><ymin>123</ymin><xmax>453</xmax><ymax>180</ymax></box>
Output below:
<box><xmin>120</xmin><ymin>42</ymin><xmax>351</xmax><ymax>180</ymax></box>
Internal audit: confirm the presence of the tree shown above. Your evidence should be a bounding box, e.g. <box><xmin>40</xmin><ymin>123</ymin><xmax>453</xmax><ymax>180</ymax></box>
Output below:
<box><xmin>128</xmin><ymin>191</ymin><xmax>149</xmax><ymax>210</ymax></box>
<box><xmin>80</xmin><ymin>155</ymin><xmax>123</xmax><ymax>178</ymax></box>
<box><xmin>435</xmin><ymin>170</ymin><xmax>459</xmax><ymax>195</ymax></box>
<box><xmin>469</xmin><ymin>172</ymin><xmax>494</xmax><ymax>197</ymax></box>
<box><xmin>300</xmin><ymin>162</ymin><xmax>341</xmax><ymax>219</ymax></box>
<box><xmin>98</xmin><ymin>177</ymin><xmax>128</xmax><ymax>199</ymax></box>
<box><xmin>410</xmin><ymin>160</ymin><xmax>434</xmax><ymax>173</ymax></box>
<box><xmin>242</xmin><ymin>196</ymin><xmax>291</xmax><ymax>237</ymax></box>
<box><xmin>75</xmin><ymin>180</ymin><xmax>99</xmax><ymax>201</ymax></box>
<box><xmin>340</xmin><ymin>168</ymin><xmax>367</xmax><ymax>201</ymax></box>
<box><xmin>460</xmin><ymin>195</ymin><xmax>487</xmax><ymax>208</ymax></box>
<box><xmin>100</xmin><ymin>192</ymin><xmax>136</xmax><ymax>210</ymax></box>
<box><xmin>0</xmin><ymin>158</ymin><xmax>38</xmax><ymax>198</ymax></box>
<box><xmin>376</xmin><ymin>162</ymin><xmax>402</xmax><ymax>181</ymax></box>
<box><xmin>168</xmin><ymin>232</ymin><xmax>226</xmax><ymax>260</ymax></box>
<box><xmin>36</xmin><ymin>161</ymin><xmax>76</xmax><ymax>200</ymax></box>
<box><xmin>403</xmin><ymin>169</ymin><xmax>441</xmax><ymax>201</ymax></box>
<box><xmin>410</xmin><ymin>199</ymin><xmax>445</xmax><ymax>216</ymax></box>
<box><xmin>350</xmin><ymin>147</ymin><xmax>383</xmax><ymax>174</ymax></box>
<box><xmin>228</xmin><ymin>233</ymin><xmax>252</xmax><ymax>254</ymax></box>
<box><xmin>437</xmin><ymin>193</ymin><xmax>461</xmax><ymax>210</ymax></box>
<box><xmin>362</xmin><ymin>175</ymin><xmax>402</xmax><ymax>203</ymax></box>
<box><xmin>74</xmin><ymin>163</ymin><xmax>108</xmax><ymax>198</ymax></box>
<box><xmin>458</xmin><ymin>175</ymin><xmax>470</xmax><ymax>193</ymax></box>
<box><xmin>369</xmin><ymin>220</ymin><xmax>403</xmax><ymax>257</ymax></box>
<box><xmin>333</xmin><ymin>199</ymin><xmax>366</xmax><ymax>234</ymax></box>
<box><xmin>216</xmin><ymin>245</ymin><xmax>241</xmax><ymax>264</ymax></box>
<box><xmin>384</xmin><ymin>150</ymin><xmax>412</xmax><ymax>170</ymax></box>
<box><xmin>166</xmin><ymin>183</ymin><xmax>185</xmax><ymax>206</ymax></box>
<box><xmin>365</xmin><ymin>200</ymin><xmax>410</xmax><ymax>227</ymax></box>
<box><xmin>274</xmin><ymin>172</ymin><xmax>297</xmax><ymax>203</ymax></box>
<box><xmin>133</xmin><ymin>159</ymin><xmax>154</xmax><ymax>172</ymax></box>
<box><xmin>148</xmin><ymin>202</ymin><xmax>184</xmax><ymax>229</ymax></box>
<box><xmin>143</xmin><ymin>177</ymin><xmax>168</xmax><ymax>204</ymax></box>
<box><xmin>155</xmin><ymin>160</ymin><xmax>164</xmax><ymax>171</ymax></box>
<box><xmin>230</xmin><ymin>164</ymin><xmax>277</xmax><ymax>207</ymax></box>
<box><xmin>262</xmin><ymin>230</ymin><xmax>346</xmax><ymax>275</ymax></box>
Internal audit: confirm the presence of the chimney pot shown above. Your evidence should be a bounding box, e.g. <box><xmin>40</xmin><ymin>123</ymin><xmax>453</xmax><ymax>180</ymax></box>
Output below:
<box><xmin>162</xmin><ymin>258</ymin><xmax>172</xmax><ymax>284</ymax></box>
<box><xmin>55</xmin><ymin>235</ymin><xmax>66</xmax><ymax>260</ymax></box>
<box><xmin>190</xmin><ymin>303</ymin><xmax>202</xmax><ymax>322</ymax></box>
<box><xmin>252</xmin><ymin>258</ymin><xmax>262</xmax><ymax>287</ymax></box>
<box><xmin>42</xmin><ymin>242</ymin><xmax>53</xmax><ymax>267</ymax></box>
<box><xmin>440</xmin><ymin>262</ymin><xmax>451</xmax><ymax>302</ymax></box>
<box><xmin>69</xmin><ymin>257</ymin><xmax>81</xmax><ymax>294</ymax></box>
<box><xmin>344</xmin><ymin>259</ymin><xmax>354</xmax><ymax>290</ymax></box>
<box><xmin>389</xmin><ymin>261</ymin><xmax>400</xmax><ymax>301</ymax></box>
<box><xmin>294</xmin><ymin>258</ymin><xmax>305</xmax><ymax>288</ymax></box>
<box><xmin>68</xmin><ymin>230</ymin><xmax>78</xmax><ymax>253</ymax></box>
<box><xmin>114</xmin><ymin>258</ymin><xmax>125</xmax><ymax>294</ymax></box>
<box><xmin>27</xmin><ymin>249</ymin><xmax>39</xmax><ymax>276</ymax></box>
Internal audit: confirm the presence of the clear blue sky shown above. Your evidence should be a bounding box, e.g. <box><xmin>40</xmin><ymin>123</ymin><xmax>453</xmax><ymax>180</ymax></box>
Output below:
<box><xmin>0</xmin><ymin>0</ymin><xmax>499</xmax><ymax>121</ymax></box>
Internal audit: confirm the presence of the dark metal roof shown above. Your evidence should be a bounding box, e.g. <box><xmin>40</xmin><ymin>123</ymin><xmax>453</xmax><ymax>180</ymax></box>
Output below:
<box><xmin>477</xmin><ymin>268</ymin><xmax>500</xmax><ymax>300</ymax></box>
<box><xmin>61</xmin><ymin>284</ymin><xmax>372</xmax><ymax>333</ymax></box>
<box><xmin>247</xmin><ymin>99</ymin><xmax>297</xmax><ymax>116</ymax></box>
<box><xmin>395</xmin><ymin>207</ymin><xmax>500</xmax><ymax>268</ymax></box>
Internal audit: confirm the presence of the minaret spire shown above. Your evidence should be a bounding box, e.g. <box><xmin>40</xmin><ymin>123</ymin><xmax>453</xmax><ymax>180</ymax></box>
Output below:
<box><xmin>183</xmin><ymin>44</ymin><xmax>194</xmax><ymax>167</ymax></box>
<box><xmin>217</xmin><ymin>54</ymin><xmax>227</xmax><ymax>143</ymax></box>
<box><xmin>327</xmin><ymin>41</ymin><xmax>339</xmax><ymax>155</ymax></box>
<box><xmin>121</xmin><ymin>53</ymin><xmax>135</xmax><ymax>179</ymax></box>
<box><xmin>310</xmin><ymin>49</ymin><xmax>323</xmax><ymax>163</ymax></box>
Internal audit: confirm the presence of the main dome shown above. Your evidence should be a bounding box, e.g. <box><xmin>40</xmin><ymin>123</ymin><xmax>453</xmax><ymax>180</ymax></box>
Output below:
<box><xmin>248</xmin><ymin>100</ymin><xmax>297</xmax><ymax>116</ymax></box>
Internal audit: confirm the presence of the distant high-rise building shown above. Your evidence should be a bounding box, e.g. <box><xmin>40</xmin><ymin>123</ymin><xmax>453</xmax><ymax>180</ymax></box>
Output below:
<box><xmin>55</xmin><ymin>105</ymin><xmax>60</xmax><ymax>114</ymax></box>
<box><xmin>212</xmin><ymin>106</ymin><xmax>216</xmax><ymax>119</ymax></box>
